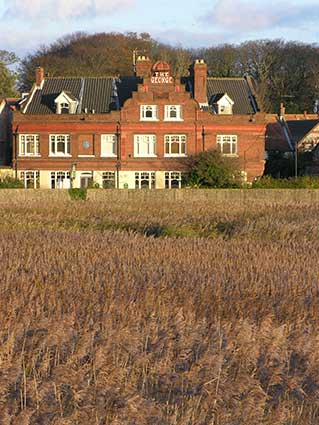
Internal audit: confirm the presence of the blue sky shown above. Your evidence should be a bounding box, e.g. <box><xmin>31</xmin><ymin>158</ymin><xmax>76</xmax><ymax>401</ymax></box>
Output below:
<box><xmin>1</xmin><ymin>0</ymin><xmax>319</xmax><ymax>58</ymax></box>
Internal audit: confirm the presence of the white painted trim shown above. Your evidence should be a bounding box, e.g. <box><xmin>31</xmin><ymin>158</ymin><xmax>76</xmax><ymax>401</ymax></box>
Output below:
<box><xmin>22</xmin><ymin>85</ymin><xmax>39</xmax><ymax>114</ymax></box>
<box><xmin>0</xmin><ymin>100</ymin><xmax>5</xmax><ymax>114</ymax></box>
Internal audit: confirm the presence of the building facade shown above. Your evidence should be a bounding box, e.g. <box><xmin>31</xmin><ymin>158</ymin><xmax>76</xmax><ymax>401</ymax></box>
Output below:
<box><xmin>12</xmin><ymin>58</ymin><xmax>266</xmax><ymax>189</ymax></box>
<box><xmin>0</xmin><ymin>97</ymin><xmax>13</xmax><ymax>167</ymax></box>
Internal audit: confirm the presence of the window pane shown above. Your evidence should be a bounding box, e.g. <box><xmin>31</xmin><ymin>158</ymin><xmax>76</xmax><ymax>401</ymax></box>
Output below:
<box><xmin>170</xmin><ymin>107</ymin><xmax>177</xmax><ymax>118</ymax></box>
<box><xmin>57</xmin><ymin>141</ymin><xmax>65</xmax><ymax>153</ymax></box>
<box><xmin>171</xmin><ymin>179</ymin><xmax>180</xmax><ymax>189</ymax></box>
<box><xmin>171</xmin><ymin>142</ymin><xmax>179</xmax><ymax>154</ymax></box>
<box><xmin>223</xmin><ymin>142</ymin><xmax>231</xmax><ymax>154</ymax></box>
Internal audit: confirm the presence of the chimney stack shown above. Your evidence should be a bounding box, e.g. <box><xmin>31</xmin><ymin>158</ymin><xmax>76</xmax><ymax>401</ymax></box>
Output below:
<box><xmin>193</xmin><ymin>59</ymin><xmax>208</xmax><ymax>106</ymax></box>
<box><xmin>135</xmin><ymin>56</ymin><xmax>152</xmax><ymax>78</ymax></box>
<box><xmin>35</xmin><ymin>67</ymin><xmax>44</xmax><ymax>87</ymax></box>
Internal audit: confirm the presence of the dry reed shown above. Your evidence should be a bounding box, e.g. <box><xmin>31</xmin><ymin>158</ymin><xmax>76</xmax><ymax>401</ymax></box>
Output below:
<box><xmin>0</xmin><ymin>198</ymin><xmax>318</xmax><ymax>424</ymax></box>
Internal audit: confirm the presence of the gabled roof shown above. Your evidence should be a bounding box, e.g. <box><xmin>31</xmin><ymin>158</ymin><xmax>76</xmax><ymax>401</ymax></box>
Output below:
<box><xmin>285</xmin><ymin>120</ymin><xmax>319</xmax><ymax>146</ymax></box>
<box><xmin>207</xmin><ymin>78</ymin><xmax>258</xmax><ymax>114</ymax></box>
<box><xmin>24</xmin><ymin>76</ymin><xmax>141</xmax><ymax>114</ymax></box>
<box><xmin>266</xmin><ymin>120</ymin><xmax>291</xmax><ymax>152</ymax></box>
<box><xmin>55</xmin><ymin>91</ymin><xmax>78</xmax><ymax>103</ymax></box>
<box><xmin>210</xmin><ymin>92</ymin><xmax>234</xmax><ymax>105</ymax></box>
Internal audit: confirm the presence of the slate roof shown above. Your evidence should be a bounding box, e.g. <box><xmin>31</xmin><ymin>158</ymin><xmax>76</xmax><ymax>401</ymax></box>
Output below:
<box><xmin>265</xmin><ymin>121</ymin><xmax>291</xmax><ymax>152</ymax></box>
<box><xmin>207</xmin><ymin>78</ymin><xmax>257</xmax><ymax>114</ymax></box>
<box><xmin>24</xmin><ymin>76</ymin><xmax>141</xmax><ymax>114</ymax></box>
<box><xmin>210</xmin><ymin>93</ymin><xmax>227</xmax><ymax>103</ymax></box>
<box><xmin>285</xmin><ymin>120</ymin><xmax>319</xmax><ymax>145</ymax></box>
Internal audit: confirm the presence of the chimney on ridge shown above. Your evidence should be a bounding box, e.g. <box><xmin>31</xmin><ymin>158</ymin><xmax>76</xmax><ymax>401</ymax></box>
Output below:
<box><xmin>135</xmin><ymin>56</ymin><xmax>152</xmax><ymax>78</ymax></box>
<box><xmin>35</xmin><ymin>67</ymin><xmax>44</xmax><ymax>87</ymax></box>
<box><xmin>280</xmin><ymin>102</ymin><xmax>285</xmax><ymax>118</ymax></box>
<box><xmin>193</xmin><ymin>59</ymin><xmax>208</xmax><ymax>106</ymax></box>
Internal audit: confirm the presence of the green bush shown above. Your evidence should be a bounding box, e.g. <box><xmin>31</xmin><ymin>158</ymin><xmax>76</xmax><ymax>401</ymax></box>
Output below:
<box><xmin>0</xmin><ymin>176</ymin><xmax>24</xmax><ymax>188</ymax></box>
<box><xmin>68</xmin><ymin>188</ymin><xmax>87</xmax><ymax>200</ymax></box>
<box><xmin>252</xmin><ymin>176</ymin><xmax>319</xmax><ymax>189</ymax></box>
<box><xmin>185</xmin><ymin>149</ymin><xmax>241</xmax><ymax>188</ymax></box>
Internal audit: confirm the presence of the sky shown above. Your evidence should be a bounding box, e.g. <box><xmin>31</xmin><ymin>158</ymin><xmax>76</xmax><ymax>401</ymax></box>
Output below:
<box><xmin>1</xmin><ymin>0</ymin><xmax>319</xmax><ymax>58</ymax></box>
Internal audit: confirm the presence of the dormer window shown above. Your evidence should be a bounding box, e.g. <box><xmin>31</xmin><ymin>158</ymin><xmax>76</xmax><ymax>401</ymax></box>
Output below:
<box><xmin>211</xmin><ymin>93</ymin><xmax>234</xmax><ymax>115</ymax></box>
<box><xmin>54</xmin><ymin>91</ymin><xmax>78</xmax><ymax>114</ymax></box>
<box><xmin>140</xmin><ymin>105</ymin><xmax>158</xmax><ymax>121</ymax></box>
<box><xmin>164</xmin><ymin>105</ymin><xmax>183</xmax><ymax>121</ymax></box>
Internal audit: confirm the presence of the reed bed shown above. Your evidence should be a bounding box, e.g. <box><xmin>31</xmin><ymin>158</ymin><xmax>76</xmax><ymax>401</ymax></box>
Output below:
<box><xmin>0</xmin><ymin>198</ymin><xmax>318</xmax><ymax>424</ymax></box>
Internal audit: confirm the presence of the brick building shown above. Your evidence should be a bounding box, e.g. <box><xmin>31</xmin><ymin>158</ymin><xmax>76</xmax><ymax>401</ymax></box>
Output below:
<box><xmin>12</xmin><ymin>57</ymin><xmax>266</xmax><ymax>189</ymax></box>
<box><xmin>0</xmin><ymin>97</ymin><xmax>13</xmax><ymax>167</ymax></box>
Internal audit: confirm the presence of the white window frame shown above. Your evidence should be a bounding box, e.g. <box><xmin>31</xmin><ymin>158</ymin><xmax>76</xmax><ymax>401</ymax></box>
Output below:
<box><xmin>165</xmin><ymin>171</ymin><xmax>183</xmax><ymax>189</ymax></box>
<box><xmin>102</xmin><ymin>171</ymin><xmax>116</xmax><ymax>188</ymax></box>
<box><xmin>135</xmin><ymin>172</ymin><xmax>155</xmax><ymax>189</ymax></box>
<box><xmin>164</xmin><ymin>105</ymin><xmax>183</xmax><ymax>121</ymax></box>
<box><xmin>164</xmin><ymin>134</ymin><xmax>187</xmax><ymax>157</ymax></box>
<box><xmin>140</xmin><ymin>105</ymin><xmax>158</xmax><ymax>121</ymax></box>
<box><xmin>19</xmin><ymin>134</ymin><xmax>40</xmax><ymax>157</ymax></box>
<box><xmin>101</xmin><ymin>134</ymin><xmax>117</xmax><ymax>157</ymax></box>
<box><xmin>49</xmin><ymin>134</ymin><xmax>71</xmax><ymax>157</ymax></box>
<box><xmin>134</xmin><ymin>135</ymin><xmax>157</xmax><ymax>157</ymax></box>
<box><xmin>19</xmin><ymin>171</ymin><xmax>40</xmax><ymax>189</ymax></box>
<box><xmin>50</xmin><ymin>171</ymin><xmax>71</xmax><ymax>189</ymax></box>
<box><xmin>216</xmin><ymin>135</ymin><xmax>238</xmax><ymax>156</ymax></box>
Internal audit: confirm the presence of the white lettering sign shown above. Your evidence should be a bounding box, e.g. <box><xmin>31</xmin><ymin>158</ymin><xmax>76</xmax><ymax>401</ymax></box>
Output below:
<box><xmin>151</xmin><ymin>71</ymin><xmax>174</xmax><ymax>84</ymax></box>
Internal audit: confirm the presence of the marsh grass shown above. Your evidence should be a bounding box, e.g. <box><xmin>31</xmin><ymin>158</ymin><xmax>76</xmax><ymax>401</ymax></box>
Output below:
<box><xmin>0</xmin><ymin>198</ymin><xmax>319</xmax><ymax>423</ymax></box>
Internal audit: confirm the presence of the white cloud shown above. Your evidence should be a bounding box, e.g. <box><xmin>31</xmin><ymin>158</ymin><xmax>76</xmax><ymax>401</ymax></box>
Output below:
<box><xmin>155</xmin><ymin>28</ymin><xmax>232</xmax><ymax>48</ymax></box>
<box><xmin>204</xmin><ymin>0</ymin><xmax>319</xmax><ymax>32</ymax></box>
<box><xmin>212</xmin><ymin>0</ymin><xmax>277</xmax><ymax>30</ymax></box>
<box><xmin>4</xmin><ymin>0</ymin><xmax>135</xmax><ymax>19</ymax></box>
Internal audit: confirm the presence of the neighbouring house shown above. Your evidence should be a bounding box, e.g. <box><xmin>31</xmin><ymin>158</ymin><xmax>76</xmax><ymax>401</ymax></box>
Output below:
<box><xmin>266</xmin><ymin>106</ymin><xmax>319</xmax><ymax>176</ymax></box>
<box><xmin>0</xmin><ymin>97</ymin><xmax>14</xmax><ymax>167</ymax></box>
<box><xmin>12</xmin><ymin>58</ymin><xmax>266</xmax><ymax>189</ymax></box>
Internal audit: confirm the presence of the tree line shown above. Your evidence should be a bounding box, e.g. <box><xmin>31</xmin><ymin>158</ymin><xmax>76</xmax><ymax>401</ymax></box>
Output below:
<box><xmin>1</xmin><ymin>32</ymin><xmax>319</xmax><ymax>113</ymax></box>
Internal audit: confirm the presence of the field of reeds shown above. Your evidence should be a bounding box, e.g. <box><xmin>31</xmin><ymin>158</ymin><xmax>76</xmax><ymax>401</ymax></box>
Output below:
<box><xmin>1</xmin><ymin>197</ymin><xmax>319</xmax><ymax>424</ymax></box>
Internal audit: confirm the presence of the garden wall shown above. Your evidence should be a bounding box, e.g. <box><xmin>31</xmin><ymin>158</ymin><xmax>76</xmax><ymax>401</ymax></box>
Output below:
<box><xmin>1</xmin><ymin>189</ymin><xmax>319</xmax><ymax>203</ymax></box>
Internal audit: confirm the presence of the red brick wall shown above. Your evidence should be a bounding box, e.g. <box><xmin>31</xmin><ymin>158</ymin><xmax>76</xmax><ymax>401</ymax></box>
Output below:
<box><xmin>13</xmin><ymin>75</ymin><xmax>266</xmax><ymax>181</ymax></box>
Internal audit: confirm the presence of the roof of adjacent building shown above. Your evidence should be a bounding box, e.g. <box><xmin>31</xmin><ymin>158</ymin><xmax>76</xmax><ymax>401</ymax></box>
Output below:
<box><xmin>266</xmin><ymin>120</ymin><xmax>291</xmax><ymax>152</ymax></box>
<box><xmin>207</xmin><ymin>78</ymin><xmax>258</xmax><ymax>114</ymax></box>
<box><xmin>266</xmin><ymin>118</ymin><xmax>319</xmax><ymax>152</ymax></box>
<box><xmin>285</xmin><ymin>119</ymin><xmax>319</xmax><ymax>145</ymax></box>
<box><xmin>24</xmin><ymin>76</ymin><xmax>141</xmax><ymax>114</ymax></box>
